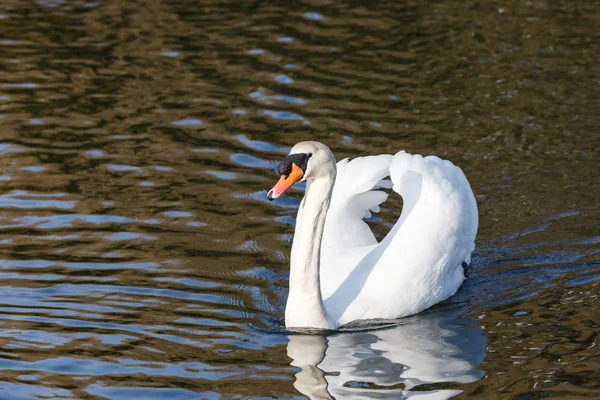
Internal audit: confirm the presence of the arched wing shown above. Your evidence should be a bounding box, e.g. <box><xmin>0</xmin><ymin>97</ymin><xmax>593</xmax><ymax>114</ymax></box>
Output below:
<box><xmin>321</xmin><ymin>154</ymin><xmax>393</xmax><ymax>255</ymax></box>
<box><xmin>321</xmin><ymin>151</ymin><xmax>479</xmax><ymax>324</ymax></box>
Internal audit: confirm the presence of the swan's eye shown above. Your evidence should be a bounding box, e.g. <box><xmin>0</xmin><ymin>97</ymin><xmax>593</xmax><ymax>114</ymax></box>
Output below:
<box><xmin>277</xmin><ymin>153</ymin><xmax>311</xmax><ymax>176</ymax></box>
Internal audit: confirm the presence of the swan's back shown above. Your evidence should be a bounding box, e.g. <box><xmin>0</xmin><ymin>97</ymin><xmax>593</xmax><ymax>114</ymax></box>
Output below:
<box><xmin>321</xmin><ymin>151</ymin><xmax>478</xmax><ymax>326</ymax></box>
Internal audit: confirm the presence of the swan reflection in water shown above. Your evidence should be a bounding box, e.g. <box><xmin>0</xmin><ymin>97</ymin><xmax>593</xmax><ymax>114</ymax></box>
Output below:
<box><xmin>287</xmin><ymin>307</ymin><xmax>486</xmax><ymax>399</ymax></box>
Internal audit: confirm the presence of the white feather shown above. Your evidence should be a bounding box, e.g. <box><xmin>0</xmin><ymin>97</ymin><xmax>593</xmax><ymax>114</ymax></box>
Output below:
<box><xmin>320</xmin><ymin>150</ymin><xmax>478</xmax><ymax>326</ymax></box>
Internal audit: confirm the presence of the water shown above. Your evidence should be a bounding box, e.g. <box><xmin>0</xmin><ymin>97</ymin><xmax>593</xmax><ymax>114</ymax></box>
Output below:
<box><xmin>0</xmin><ymin>0</ymin><xmax>598</xmax><ymax>398</ymax></box>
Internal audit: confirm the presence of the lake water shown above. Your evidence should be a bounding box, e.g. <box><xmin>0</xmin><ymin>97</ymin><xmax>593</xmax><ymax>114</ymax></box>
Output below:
<box><xmin>0</xmin><ymin>1</ymin><xmax>598</xmax><ymax>399</ymax></box>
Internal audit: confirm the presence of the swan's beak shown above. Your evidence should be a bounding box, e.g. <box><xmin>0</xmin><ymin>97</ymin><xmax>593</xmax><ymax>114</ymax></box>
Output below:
<box><xmin>267</xmin><ymin>163</ymin><xmax>304</xmax><ymax>201</ymax></box>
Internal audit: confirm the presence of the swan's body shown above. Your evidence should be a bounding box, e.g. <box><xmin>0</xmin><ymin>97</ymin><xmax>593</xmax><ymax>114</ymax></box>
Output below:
<box><xmin>268</xmin><ymin>142</ymin><xmax>478</xmax><ymax>330</ymax></box>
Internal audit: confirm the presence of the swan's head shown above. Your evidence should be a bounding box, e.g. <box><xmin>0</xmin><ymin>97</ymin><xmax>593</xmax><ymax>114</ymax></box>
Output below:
<box><xmin>267</xmin><ymin>141</ymin><xmax>336</xmax><ymax>200</ymax></box>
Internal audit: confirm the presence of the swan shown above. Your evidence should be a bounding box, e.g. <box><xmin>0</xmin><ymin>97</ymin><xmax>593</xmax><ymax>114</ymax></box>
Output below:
<box><xmin>267</xmin><ymin>141</ymin><xmax>478</xmax><ymax>330</ymax></box>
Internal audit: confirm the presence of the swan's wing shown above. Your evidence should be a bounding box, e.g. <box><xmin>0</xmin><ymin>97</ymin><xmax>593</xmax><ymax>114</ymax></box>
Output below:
<box><xmin>360</xmin><ymin>152</ymin><xmax>477</xmax><ymax>316</ymax></box>
<box><xmin>321</xmin><ymin>154</ymin><xmax>393</xmax><ymax>254</ymax></box>
<box><xmin>384</xmin><ymin>151</ymin><xmax>478</xmax><ymax>265</ymax></box>
<box><xmin>324</xmin><ymin>151</ymin><xmax>479</xmax><ymax>324</ymax></box>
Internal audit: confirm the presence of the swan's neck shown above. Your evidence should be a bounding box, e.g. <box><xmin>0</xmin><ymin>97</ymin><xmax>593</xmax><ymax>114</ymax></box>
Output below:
<box><xmin>286</xmin><ymin>174</ymin><xmax>335</xmax><ymax>330</ymax></box>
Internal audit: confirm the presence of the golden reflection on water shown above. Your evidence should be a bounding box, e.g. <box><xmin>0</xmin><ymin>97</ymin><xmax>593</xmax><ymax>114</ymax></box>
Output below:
<box><xmin>0</xmin><ymin>0</ymin><xmax>597</xmax><ymax>398</ymax></box>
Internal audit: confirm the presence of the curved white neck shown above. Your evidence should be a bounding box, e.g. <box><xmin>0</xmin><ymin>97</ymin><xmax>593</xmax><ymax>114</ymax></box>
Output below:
<box><xmin>286</xmin><ymin>174</ymin><xmax>336</xmax><ymax>330</ymax></box>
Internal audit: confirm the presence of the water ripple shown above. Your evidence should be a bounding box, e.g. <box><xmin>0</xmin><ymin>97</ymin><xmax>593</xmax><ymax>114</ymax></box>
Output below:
<box><xmin>0</xmin><ymin>0</ymin><xmax>596</xmax><ymax>398</ymax></box>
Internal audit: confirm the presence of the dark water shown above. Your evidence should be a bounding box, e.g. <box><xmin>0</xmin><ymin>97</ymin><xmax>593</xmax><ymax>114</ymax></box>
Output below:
<box><xmin>0</xmin><ymin>0</ymin><xmax>598</xmax><ymax>399</ymax></box>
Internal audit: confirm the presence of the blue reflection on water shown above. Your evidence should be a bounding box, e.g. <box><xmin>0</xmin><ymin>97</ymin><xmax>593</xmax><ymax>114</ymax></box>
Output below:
<box><xmin>172</xmin><ymin>119</ymin><xmax>203</xmax><ymax>126</ymax></box>
<box><xmin>263</xmin><ymin>110</ymin><xmax>305</xmax><ymax>121</ymax></box>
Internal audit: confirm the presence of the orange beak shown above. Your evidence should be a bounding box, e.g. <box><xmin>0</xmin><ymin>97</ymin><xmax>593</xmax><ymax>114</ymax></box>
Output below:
<box><xmin>267</xmin><ymin>163</ymin><xmax>304</xmax><ymax>200</ymax></box>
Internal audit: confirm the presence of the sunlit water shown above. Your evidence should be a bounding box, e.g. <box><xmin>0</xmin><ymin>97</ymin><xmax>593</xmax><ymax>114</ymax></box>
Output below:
<box><xmin>0</xmin><ymin>1</ymin><xmax>598</xmax><ymax>399</ymax></box>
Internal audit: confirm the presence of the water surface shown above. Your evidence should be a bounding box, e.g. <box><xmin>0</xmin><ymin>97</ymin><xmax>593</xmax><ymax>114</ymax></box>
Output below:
<box><xmin>0</xmin><ymin>0</ymin><xmax>598</xmax><ymax>399</ymax></box>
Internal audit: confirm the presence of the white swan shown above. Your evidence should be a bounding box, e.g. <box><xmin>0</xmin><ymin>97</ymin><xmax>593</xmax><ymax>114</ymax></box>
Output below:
<box><xmin>267</xmin><ymin>141</ymin><xmax>478</xmax><ymax>330</ymax></box>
